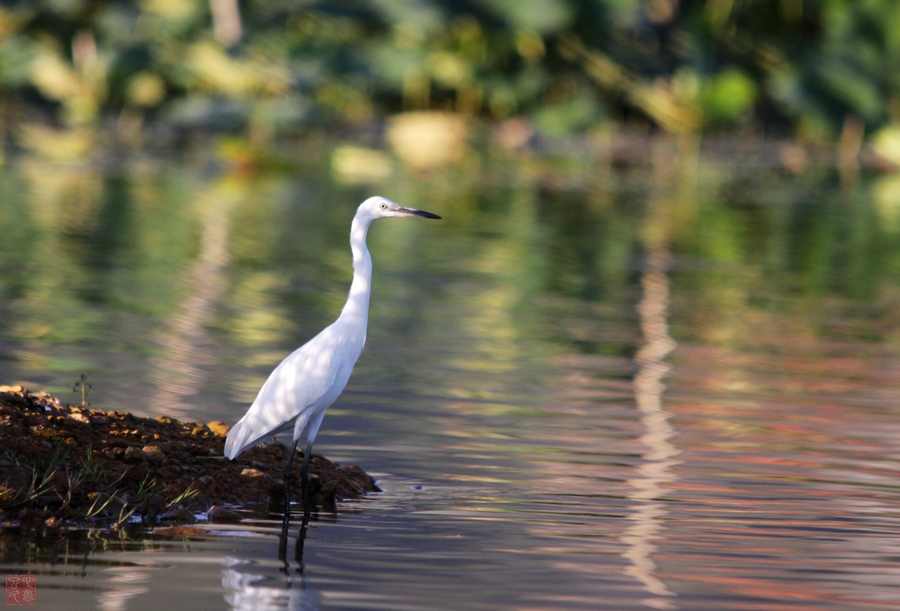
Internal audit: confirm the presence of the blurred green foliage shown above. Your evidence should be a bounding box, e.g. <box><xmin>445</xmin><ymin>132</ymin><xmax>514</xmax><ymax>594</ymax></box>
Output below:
<box><xmin>1</xmin><ymin>0</ymin><xmax>898</xmax><ymax>146</ymax></box>
<box><xmin>2</xmin><ymin>149</ymin><xmax>898</xmax><ymax>407</ymax></box>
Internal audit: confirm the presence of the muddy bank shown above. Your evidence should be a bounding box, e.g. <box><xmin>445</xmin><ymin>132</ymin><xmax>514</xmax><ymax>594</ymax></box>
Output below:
<box><xmin>0</xmin><ymin>386</ymin><xmax>379</xmax><ymax>528</ymax></box>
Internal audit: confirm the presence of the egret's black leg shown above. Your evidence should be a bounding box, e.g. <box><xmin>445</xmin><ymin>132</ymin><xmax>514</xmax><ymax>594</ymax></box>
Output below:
<box><xmin>300</xmin><ymin>441</ymin><xmax>314</xmax><ymax>524</ymax></box>
<box><xmin>295</xmin><ymin>510</ymin><xmax>309</xmax><ymax>568</ymax></box>
<box><xmin>282</xmin><ymin>440</ymin><xmax>299</xmax><ymax>534</ymax></box>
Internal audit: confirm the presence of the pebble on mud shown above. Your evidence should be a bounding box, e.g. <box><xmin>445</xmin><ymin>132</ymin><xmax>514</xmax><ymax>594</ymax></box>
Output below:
<box><xmin>208</xmin><ymin>505</ymin><xmax>243</xmax><ymax>523</ymax></box>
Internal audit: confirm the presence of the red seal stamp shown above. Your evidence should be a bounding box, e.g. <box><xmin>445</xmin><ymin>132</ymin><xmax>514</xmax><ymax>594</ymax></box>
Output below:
<box><xmin>6</xmin><ymin>575</ymin><xmax>36</xmax><ymax>605</ymax></box>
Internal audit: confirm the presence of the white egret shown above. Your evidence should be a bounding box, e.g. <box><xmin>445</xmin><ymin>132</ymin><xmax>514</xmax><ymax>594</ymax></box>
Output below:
<box><xmin>224</xmin><ymin>196</ymin><xmax>441</xmax><ymax>527</ymax></box>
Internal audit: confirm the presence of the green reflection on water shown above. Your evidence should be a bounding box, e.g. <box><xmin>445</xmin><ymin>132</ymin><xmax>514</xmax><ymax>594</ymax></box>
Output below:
<box><xmin>0</xmin><ymin>151</ymin><xmax>897</xmax><ymax>416</ymax></box>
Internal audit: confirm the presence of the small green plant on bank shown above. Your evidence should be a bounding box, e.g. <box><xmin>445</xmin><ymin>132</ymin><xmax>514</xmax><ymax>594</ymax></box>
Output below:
<box><xmin>115</xmin><ymin>503</ymin><xmax>138</xmax><ymax>529</ymax></box>
<box><xmin>133</xmin><ymin>475</ymin><xmax>199</xmax><ymax>514</ymax></box>
<box><xmin>85</xmin><ymin>492</ymin><xmax>119</xmax><ymax>518</ymax></box>
<box><xmin>0</xmin><ymin>451</ymin><xmax>61</xmax><ymax>508</ymax></box>
<box><xmin>73</xmin><ymin>374</ymin><xmax>92</xmax><ymax>407</ymax></box>
<box><xmin>0</xmin><ymin>449</ymin><xmax>23</xmax><ymax>467</ymax></box>
<box><xmin>166</xmin><ymin>485</ymin><xmax>199</xmax><ymax>509</ymax></box>
<box><xmin>19</xmin><ymin>468</ymin><xmax>59</xmax><ymax>507</ymax></box>
<box><xmin>134</xmin><ymin>474</ymin><xmax>159</xmax><ymax>500</ymax></box>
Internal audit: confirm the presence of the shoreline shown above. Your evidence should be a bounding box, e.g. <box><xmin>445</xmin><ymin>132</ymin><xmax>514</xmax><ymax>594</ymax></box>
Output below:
<box><xmin>0</xmin><ymin>385</ymin><xmax>379</xmax><ymax>529</ymax></box>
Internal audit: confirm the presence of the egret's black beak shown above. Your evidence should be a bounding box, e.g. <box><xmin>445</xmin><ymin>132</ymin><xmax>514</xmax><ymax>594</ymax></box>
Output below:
<box><xmin>399</xmin><ymin>206</ymin><xmax>441</xmax><ymax>220</ymax></box>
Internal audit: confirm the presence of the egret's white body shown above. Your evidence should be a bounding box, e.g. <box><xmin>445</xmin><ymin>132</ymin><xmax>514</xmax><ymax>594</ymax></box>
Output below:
<box><xmin>222</xmin><ymin>317</ymin><xmax>362</xmax><ymax>460</ymax></box>
<box><xmin>223</xmin><ymin>196</ymin><xmax>440</xmax><ymax>523</ymax></box>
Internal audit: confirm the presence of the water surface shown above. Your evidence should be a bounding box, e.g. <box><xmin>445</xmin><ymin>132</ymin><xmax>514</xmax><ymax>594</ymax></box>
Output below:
<box><xmin>1</xmin><ymin>148</ymin><xmax>899</xmax><ymax>609</ymax></box>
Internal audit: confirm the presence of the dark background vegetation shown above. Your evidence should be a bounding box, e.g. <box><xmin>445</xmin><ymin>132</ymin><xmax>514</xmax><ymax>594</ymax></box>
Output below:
<box><xmin>1</xmin><ymin>0</ymin><xmax>898</xmax><ymax>153</ymax></box>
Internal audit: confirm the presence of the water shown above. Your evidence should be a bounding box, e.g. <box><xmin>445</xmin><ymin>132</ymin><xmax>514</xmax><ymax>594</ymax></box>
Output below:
<box><xmin>1</xmin><ymin>145</ymin><xmax>900</xmax><ymax>609</ymax></box>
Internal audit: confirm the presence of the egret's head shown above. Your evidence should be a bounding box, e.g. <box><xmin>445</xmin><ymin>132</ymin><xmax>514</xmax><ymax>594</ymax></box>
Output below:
<box><xmin>357</xmin><ymin>196</ymin><xmax>441</xmax><ymax>223</ymax></box>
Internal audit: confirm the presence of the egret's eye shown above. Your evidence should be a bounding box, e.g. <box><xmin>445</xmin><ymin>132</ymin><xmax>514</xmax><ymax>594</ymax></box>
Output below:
<box><xmin>380</xmin><ymin>203</ymin><xmax>387</xmax><ymax>210</ymax></box>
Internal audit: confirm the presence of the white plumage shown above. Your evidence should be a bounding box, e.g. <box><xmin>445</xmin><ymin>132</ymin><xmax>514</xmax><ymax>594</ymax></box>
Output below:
<box><xmin>223</xmin><ymin>195</ymin><xmax>440</xmax><ymax>523</ymax></box>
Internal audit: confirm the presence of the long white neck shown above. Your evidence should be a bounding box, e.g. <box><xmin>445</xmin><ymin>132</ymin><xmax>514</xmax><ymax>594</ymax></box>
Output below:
<box><xmin>339</xmin><ymin>215</ymin><xmax>373</xmax><ymax>333</ymax></box>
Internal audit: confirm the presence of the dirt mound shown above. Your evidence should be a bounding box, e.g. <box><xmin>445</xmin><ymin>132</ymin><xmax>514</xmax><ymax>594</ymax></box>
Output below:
<box><xmin>0</xmin><ymin>386</ymin><xmax>379</xmax><ymax>528</ymax></box>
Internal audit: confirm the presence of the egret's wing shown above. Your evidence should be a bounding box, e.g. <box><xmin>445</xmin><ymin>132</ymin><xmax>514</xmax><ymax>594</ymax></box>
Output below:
<box><xmin>224</xmin><ymin>326</ymin><xmax>361</xmax><ymax>459</ymax></box>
